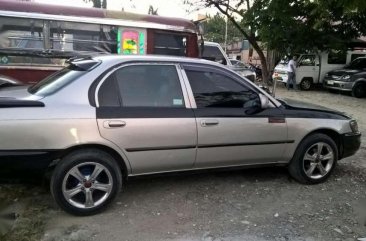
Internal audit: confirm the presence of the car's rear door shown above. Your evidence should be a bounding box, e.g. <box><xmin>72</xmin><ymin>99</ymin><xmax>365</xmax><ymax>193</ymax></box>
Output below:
<box><xmin>181</xmin><ymin>64</ymin><xmax>289</xmax><ymax>168</ymax></box>
<box><xmin>95</xmin><ymin>63</ymin><xmax>197</xmax><ymax>174</ymax></box>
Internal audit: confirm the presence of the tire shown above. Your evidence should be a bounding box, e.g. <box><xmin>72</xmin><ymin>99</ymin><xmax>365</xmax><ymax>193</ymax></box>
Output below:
<box><xmin>51</xmin><ymin>149</ymin><xmax>122</xmax><ymax>216</ymax></box>
<box><xmin>288</xmin><ymin>133</ymin><xmax>338</xmax><ymax>184</ymax></box>
<box><xmin>352</xmin><ymin>83</ymin><xmax>366</xmax><ymax>98</ymax></box>
<box><xmin>300</xmin><ymin>78</ymin><xmax>312</xmax><ymax>90</ymax></box>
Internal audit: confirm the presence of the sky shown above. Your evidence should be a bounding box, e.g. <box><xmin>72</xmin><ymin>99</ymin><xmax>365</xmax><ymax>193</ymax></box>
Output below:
<box><xmin>34</xmin><ymin>0</ymin><xmax>217</xmax><ymax>20</ymax></box>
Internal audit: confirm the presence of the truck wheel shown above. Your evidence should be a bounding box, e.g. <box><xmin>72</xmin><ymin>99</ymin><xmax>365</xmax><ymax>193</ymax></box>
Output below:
<box><xmin>51</xmin><ymin>149</ymin><xmax>122</xmax><ymax>216</ymax></box>
<box><xmin>352</xmin><ymin>83</ymin><xmax>366</xmax><ymax>98</ymax></box>
<box><xmin>288</xmin><ymin>133</ymin><xmax>338</xmax><ymax>184</ymax></box>
<box><xmin>300</xmin><ymin>78</ymin><xmax>312</xmax><ymax>90</ymax></box>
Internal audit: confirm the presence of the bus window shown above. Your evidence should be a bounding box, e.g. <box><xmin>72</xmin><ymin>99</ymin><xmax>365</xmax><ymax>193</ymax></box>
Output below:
<box><xmin>153</xmin><ymin>33</ymin><xmax>186</xmax><ymax>56</ymax></box>
<box><xmin>0</xmin><ymin>16</ymin><xmax>44</xmax><ymax>50</ymax></box>
<box><xmin>49</xmin><ymin>21</ymin><xmax>117</xmax><ymax>53</ymax></box>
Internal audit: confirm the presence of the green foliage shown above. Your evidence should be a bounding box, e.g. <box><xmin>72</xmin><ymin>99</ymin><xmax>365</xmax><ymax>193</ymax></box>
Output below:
<box><xmin>245</xmin><ymin>0</ymin><xmax>366</xmax><ymax>55</ymax></box>
<box><xmin>203</xmin><ymin>13</ymin><xmax>243</xmax><ymax>44</ymax></box>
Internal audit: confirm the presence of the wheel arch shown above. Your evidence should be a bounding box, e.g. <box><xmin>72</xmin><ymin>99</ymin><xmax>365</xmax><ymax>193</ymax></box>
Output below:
<box><xmin>48</xmin><ymin>144</ymin><xmax>130</xmax><ymax>179</ymax></box>
<box><xmin>354</xmin><ymin>78</ymin><xmax>366</xmax><ymax>87</ymax></box>
<box><xmin>296</xmin><ymin>128</ymin><xmax>341</xmax><ymax>160</ymax></box>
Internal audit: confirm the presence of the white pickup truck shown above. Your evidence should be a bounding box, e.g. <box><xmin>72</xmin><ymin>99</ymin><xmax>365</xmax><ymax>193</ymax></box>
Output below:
<box><xmin>273</xmin><ymin>50</ymin><xmax>366</xmax><ymax>90</ymax></box>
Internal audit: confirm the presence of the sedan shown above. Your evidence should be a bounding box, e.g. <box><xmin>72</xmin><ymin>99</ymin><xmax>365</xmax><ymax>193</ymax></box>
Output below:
<box><xmin>0</xmin><ymin>55</ymin><xmax>361</xmax><ymax>215</ymax></box>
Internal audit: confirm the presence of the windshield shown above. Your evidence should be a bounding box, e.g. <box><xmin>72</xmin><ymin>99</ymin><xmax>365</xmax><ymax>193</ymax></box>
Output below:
<box><xmin>200</xmin><ymin>45</ymin><xmax>226</xmax><ymax>63</ymax></box>
<box><xmin>28</xmin><ymin>66</ymin><xmax>85</xmax><ymax>96</ymax></box>
<box><xmin>347</xmin><ymin>58</ymin><xmax>366</xmax><ymax>69</ymax></box>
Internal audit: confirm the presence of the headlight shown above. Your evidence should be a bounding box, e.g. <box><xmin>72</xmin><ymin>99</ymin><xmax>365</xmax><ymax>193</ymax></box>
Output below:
<box><xmin>341</xmin><ymin>75</ymin><xmax>351</xmax><ymax>80</ymax></box>
<box><xmin>349</xmin><ymin>120</ymin><xmax>359</xmax><ymax>133</ymax></box>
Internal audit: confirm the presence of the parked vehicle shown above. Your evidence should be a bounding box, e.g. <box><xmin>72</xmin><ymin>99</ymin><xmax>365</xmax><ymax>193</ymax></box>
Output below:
<box><xmin>0</xmin><ymin>0</ymin><xmax>199</xmax><ymax>84</ymax></box>
<box><xmin>323</xmin><ymin>57</ymin><xmax>366</xmax><ymax>98</ymax></box>
<box><xmin>273</xmin><ymin>50</ymin><xmax>366</xmax><ymax>90</ymax></box>
<box><xmin>272</xmin><ymin>59</ymin><xmax>289</xmax><ymax>83</ymax></box>
<box><xmin>0</xmin><ymin>55</ymin><xmax>360</xmax><ymax>215</ymax></box>
<box><xmin>200</xmin><ymin>42</ymin><xmax>256</xmax><ymax>82</ymax></box>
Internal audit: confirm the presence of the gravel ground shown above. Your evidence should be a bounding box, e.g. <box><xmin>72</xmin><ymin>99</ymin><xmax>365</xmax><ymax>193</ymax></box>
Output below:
<box><xmin>1</xmin><ymin>84</ymin><xmax>366</xmax><ymax>241</ymax></box>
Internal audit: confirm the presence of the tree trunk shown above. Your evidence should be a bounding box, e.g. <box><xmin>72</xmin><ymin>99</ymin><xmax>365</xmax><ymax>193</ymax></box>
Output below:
<box><xmin>249</xmin><ymin>38</ymin><xmax>269</xmax><ymax>85</ymax></box>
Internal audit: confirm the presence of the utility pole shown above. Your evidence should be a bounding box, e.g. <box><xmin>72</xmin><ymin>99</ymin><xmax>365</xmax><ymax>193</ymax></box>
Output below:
<box><xmin>224</xmin><ymin>15</ymin><xmax>228</xmax><ymax>53</ymax></box>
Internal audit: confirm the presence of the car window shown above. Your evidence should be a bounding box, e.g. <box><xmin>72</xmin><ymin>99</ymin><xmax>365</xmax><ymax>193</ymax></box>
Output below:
<box><xmin>347</xmin><ymin>58</ymin><xmax>366</xmax><ymax>69</ymax></box>
<box><xmin>200</xmin><ymin>45</ymin><xmax>227</xmax><ymax>64</ymax></box>
<box><xmin>299</xmin><ymin>55</ymin><xmax>317</xmax><ymax>66</ymax></box>
<box><xmin>185</xmin><ymin>69</ymin><xmax>260</xmax><ymax>108</ymax></box>
<box><xmin>99</xmin><ymin>65</ymin><xmax>185</xmax><ymax>108</ymax></box>
<box><xmin>28</xmin><ymin>66</ymin><xmax>85</xmax><ymax>96</ymax></box>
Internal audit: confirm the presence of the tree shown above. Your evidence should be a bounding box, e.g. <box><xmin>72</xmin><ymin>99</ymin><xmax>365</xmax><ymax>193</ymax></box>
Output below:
<box><xmin>148</xmin><ymin>5</ymin><xmax>158</xmax><ymax>15</ymax></box>
<box><xmin>185</xmin><ymin>0</ymin><xmax>366</xmax><ymax>85</ymax></box>
<box><xmin>204</xmin><ymin>13</ymin><xmax>243</xmax><ymax>44</ymax></box>
<box><xmin>83</xmin><ymin>0</ymin><xmax>107</xmax><ymax>9</ymax></box>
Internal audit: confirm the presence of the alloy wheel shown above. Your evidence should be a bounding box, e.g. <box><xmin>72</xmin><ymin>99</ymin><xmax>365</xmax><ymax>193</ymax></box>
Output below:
<box><xmin>62</xmin><ymin>162</ymin><xmax>113</xmax><ymax>209</ymax></box>
<box><xmin>303</xmin><ymin>142</ymin><xmax>334</xmax><ymax>179</ymax></box>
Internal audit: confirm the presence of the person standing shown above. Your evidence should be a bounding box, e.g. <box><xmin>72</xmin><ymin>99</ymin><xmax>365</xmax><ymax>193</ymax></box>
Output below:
<box><xmin>287</xmin><ymin>56</ymin><xmax>297</xmax><ymax>90</ymax></box>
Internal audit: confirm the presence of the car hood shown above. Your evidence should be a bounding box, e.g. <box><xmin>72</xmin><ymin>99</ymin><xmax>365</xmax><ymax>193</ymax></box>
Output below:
<box><xmin>278</xmin><ymin>98</ymin><xmax>350</xmax><ymax>119</ymax></box>
<box><xmin>328</xmin><ymin>68</ymin><xmax>362</xmax><ymax>77</ymax></box>
<box><xmin>0</xmin><ymin>85</ymin><xmax>43</xmax><ymax>100</ymax></box>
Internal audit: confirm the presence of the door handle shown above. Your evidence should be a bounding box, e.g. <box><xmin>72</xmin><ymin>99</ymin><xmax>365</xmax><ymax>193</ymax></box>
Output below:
<box><xmin>200</xmin><ymin>119</ymin><xmax>219</xmax><ymax>127</ymax></box>
<box><xmin>103</xmin><ymin>120</ymin><xmax>126</xmax><ymax>128</ymax></box>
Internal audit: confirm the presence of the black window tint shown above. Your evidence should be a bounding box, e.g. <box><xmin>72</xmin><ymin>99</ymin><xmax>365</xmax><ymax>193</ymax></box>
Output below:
<box><xmin>114</xmin><ymin>65</ymin><xmax>184</xmax><ymax>107</ymax></box>
<box><xmin>153</xmin><ymin>33</ymin><xmax>186</xmax><ymax>56</ymax></box>
<box><xmin>348</xmin><ymin>58</ymin><xmax>366</xmax><ymax>69</ymax></box>
<box><xmin>351</xmin><ymin>54</ymin><xmax>366</xmax><ymax>62</ymax></box>
<box><xmin>328</xmin><ymin>50</ymin><xmax>347</xmax><ymax>64</ymax></box>
<box><xmin>98</xmin><ymin>74</ymin><xmax>120</xmax><ymax>107</ymax></box>
<box><xmin>186</xmin><ymin>70</ymin><xmax>260</xmax><ymax>108</ymax></box>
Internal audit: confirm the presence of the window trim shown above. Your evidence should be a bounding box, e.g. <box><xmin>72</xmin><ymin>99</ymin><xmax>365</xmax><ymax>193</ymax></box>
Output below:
<box><xmin>181</xmin><ymin>64</ymin><xmax>263</xmax><ymax>109</ymax></box>
<box><xmin>95</xmin><ymin>62</ymin><xmax>191</xmax><ymax>108</ymax></box>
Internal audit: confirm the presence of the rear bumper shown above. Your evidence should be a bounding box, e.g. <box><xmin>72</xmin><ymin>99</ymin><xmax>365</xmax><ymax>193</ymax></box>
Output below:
<box><xmin>0</xmin><ymin>150</ymin><xmax>57</xmax><ymax>178</ymax></box>
<box><xmin>340</xmin><ymin>132</ymin><xmax>361</xmax><ymax>159</ymax></box>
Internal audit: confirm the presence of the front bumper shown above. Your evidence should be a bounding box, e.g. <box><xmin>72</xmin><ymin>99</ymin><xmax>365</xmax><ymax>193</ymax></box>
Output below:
<box><xmin>340</xmin><ymin>132</ymin><xmax>361</xmax><ymax>159</ymax></box>
<box><xmin>323</xmin><ymin>78</ymin><xmax>353</xmax><ymax>91</ymax></box>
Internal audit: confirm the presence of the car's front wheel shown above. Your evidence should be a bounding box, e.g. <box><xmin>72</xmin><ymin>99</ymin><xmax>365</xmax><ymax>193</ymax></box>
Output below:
<box><xmin>288</xmin><ymin>133</ymin><xmax>338</xmax><ymax>184</ymax></box>
<box><xmin>352</xmin><ymin>82</ymin><xmax>366</xmax><ymax>98</ymax></box>
<box><xmin>51</xmin><ymin>149</ymin><xmax>122</xmax><ymax>216</ymax></box>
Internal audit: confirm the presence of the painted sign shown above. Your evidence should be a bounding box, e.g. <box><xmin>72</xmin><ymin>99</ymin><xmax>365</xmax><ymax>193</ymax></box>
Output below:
<box><xmin>117</xmin><ymin>28</ymin><xmax>146</xmax><ymax>55</ymax></box>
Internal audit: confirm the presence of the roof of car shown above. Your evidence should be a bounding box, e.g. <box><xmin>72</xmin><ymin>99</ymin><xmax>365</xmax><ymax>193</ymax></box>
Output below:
<box><xmin>93</xmin><ymin>54</ymin><xmax>222</xmax><ymax>66</ymax></box>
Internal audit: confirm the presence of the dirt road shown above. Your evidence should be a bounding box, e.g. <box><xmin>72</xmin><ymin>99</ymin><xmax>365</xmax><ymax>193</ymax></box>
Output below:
<box><xmin>1</xmin><ymin>85</ymin><xmax>366</xmax><ymax>241</ymax></box>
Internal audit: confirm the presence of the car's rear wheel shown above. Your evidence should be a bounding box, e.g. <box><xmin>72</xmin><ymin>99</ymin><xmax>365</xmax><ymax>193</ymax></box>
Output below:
<box><xmin>288</xmin><ymin>133</ymin><xmax>338</xmax><ymax>184</ymax></box>
<box><xmin>51</xmin><ymin>149</ymin><xmax>122</xmax><ymax>216</ymax></box>
<box><xmin>352</xmin><ymin>83</ymin><xmax>366</xmax><ymax>98</ymax></box>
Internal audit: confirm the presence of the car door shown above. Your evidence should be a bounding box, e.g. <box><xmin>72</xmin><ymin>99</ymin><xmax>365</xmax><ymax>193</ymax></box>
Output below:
<box><xmin>181</xmin><ymin>64</ymin><xmax>289</xmax><ymax>168</ymax></box>
<box><xmin>95</xmin><ymin>63</ymin><xmax>197</xmax><ymax>174</ymax></box>
<box><xmin>296</xmin><ymin>54</ymin><xmax>320</xmax><ymax>83</ymax></box>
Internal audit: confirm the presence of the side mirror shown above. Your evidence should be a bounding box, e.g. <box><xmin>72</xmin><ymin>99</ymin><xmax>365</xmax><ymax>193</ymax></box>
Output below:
<box><xmin>259</xmin><ymin>93</ymin><xmax>269</xmax><ymax>109</ymax></box>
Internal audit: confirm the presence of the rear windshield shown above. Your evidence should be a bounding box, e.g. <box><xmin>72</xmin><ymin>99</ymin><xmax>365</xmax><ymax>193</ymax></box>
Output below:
<box><xmin>28</xmin><ymin>66</ymin><xmax>85</xmax><ymax>96</ymax></box>
<box><xmin>28</xmin><ymin>59</ymin><xmax>100</xmax><ymax>96</ymax></box>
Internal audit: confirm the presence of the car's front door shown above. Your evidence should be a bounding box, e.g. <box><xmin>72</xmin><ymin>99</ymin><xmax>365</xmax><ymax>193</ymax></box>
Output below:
<box><xmin>96</xmin><ymin>63</ymin><xmax>197</xmax><ymax>174</ymax></box>
<box><xmin>296</xmin><ymin>54</ymin><xmax>320</xmax><ymax>84</ymax></box>
<box><xmin>182</xmin><ymin>65</ymin><xmax>289</xmax><ymax>168</ymax></box>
